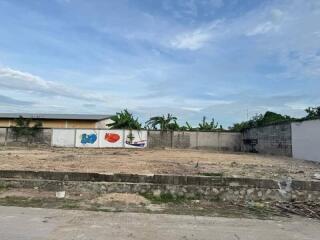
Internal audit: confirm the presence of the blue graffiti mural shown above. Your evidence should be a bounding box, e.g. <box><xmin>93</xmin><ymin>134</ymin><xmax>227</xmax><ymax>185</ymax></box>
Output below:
<box><xmin>81</xmin><ymin>133</ymin><xmax>97</xmax><ymax>144</ymax></box>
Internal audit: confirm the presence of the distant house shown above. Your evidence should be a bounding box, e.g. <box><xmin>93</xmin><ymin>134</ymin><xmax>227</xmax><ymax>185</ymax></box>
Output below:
<box><xmin>0</xmin><ymin>113</ymin><xmax>113</xmax><ymax>129</ymax></box>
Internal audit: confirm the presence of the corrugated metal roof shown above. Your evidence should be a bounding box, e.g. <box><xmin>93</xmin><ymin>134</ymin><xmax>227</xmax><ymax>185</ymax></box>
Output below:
<box><xmin>0</xmin><ymin>113</ymin><xmax>113</xmax><ymax>121</ymax></box>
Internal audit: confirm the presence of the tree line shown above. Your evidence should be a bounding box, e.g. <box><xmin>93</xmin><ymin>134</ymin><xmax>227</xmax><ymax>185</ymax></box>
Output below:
<box><xmin>9</xmin><ymin>105</ymin><xmax>320</xmax><ymax>135</ymax></box>
<box><xmin>107</xmin><ymin>109</ymin><xmax>223</xmax><ymax>131</ymax></box>
<box><xmin>229</xmin><ymin>106</ymin><xmax>320</xmax><ymax>131</ymax></box>
<box><xmin>108</xmin><ymin>106</ymin><xmax>320</xmax><ymax>132</ymax></box>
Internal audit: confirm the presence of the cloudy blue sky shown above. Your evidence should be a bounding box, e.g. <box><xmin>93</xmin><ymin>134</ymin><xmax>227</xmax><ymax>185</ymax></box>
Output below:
<box><xmin>0</xmin><ymin>0</ymin><xmax>319</xmax><ymax>127</ymax></box>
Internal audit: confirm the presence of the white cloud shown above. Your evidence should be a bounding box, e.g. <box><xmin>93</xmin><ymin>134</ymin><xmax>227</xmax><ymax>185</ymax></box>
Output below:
<box><xmin>245</xmin><ymin>8</ymin><xmax>285</xmax><ymax>36</ymax></box>
<box><xmin>170</xmin><ymin>30</ymin><xmax>211</xmax><ymax>50</ymax></box>
<box><xmin>170</xmin><ymin>21</ymin><xmax>222</xmax><ymax>50</ymax></box>
<box><xmin>0</xmin><ymin>67</ymin><xmax>104</xmax><ymax>102</ymax></box>
<box><xmin>246</xmin><ymin>21</ymin><xmax>280</xmax><ymax>36</ymax></box>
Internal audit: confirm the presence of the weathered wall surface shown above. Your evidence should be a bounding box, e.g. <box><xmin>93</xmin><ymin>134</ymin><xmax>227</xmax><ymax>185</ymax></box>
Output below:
<box><xmin>147</xmin><ymin>131</ymin><xmax>172</xmax><ymax>148</ymax></box>
<box><xmin>218</xmin><ymin>132</ymin><xmax>242</xmax><ymax>151</ymax></box>
<box><xmin>147</xmin><ymin>131</ymin><xmax>241</xmax><ymax>151</ymax></box>
<box><xmin>3</xmin><ymin>128</ymin><xmax>52</xmax><ymax>146</ymax></box>
<box><xmin>1</xmin><ymin>170</ymin><xmax>320</xmax><ymax>202</ymax></box>
<box><xmin>292</xmin><ymin>119</ymin><xmax>320</xmax><ymax>162</ymax></box>
<box><xmin>172</xmin><ymin>131</ymin><xmax>196</xmax><ymax>148</ymax></box>
<box><xmin>242</xmin><ymin>123</ymin><xmax>292</xmax><ymax>156</ymax></box>
<box><xmin>52</xmin><ymin>129</ymin><xmax>76</xmax><ymax>147</ymax></box>
<box><xmin>0</xmin><ymin>128</ymin><xmax>6</xmax><ymax>145</ymax></box>
<box><xmin>42</xmin><ymin>129</ymin><xmax>53</xmax><ymax>145</ymax></box>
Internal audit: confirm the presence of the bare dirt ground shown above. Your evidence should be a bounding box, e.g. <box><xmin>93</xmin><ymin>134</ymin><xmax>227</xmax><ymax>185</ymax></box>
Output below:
<box><xmin>0</xmin><ymin>146</ymin><xmax>319</xmax><ymax>180</ymax></box>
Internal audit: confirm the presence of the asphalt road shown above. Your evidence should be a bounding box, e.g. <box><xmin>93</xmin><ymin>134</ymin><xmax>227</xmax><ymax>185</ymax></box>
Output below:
<box><xmin>0</xmin><ymin>206</ymin><xmax>319</xmax><ymax>240</ymax></box>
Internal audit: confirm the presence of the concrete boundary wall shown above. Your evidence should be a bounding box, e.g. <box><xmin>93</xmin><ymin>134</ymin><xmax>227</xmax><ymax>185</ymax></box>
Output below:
<box><xmin>242</xmin><ymin>123</ymin><xmax>292</xmax><ymax>156</ymax></box>
<box><xmin>51</xmin><ymin>129</ymin><xmax>240</xmax><ymax>150</ymax></box>
<box><xmin>148</xmin><ymin>131</ymin><xmax>241</xmax><ymax>151</ymax></box>
<box><xmin>52</xmin><ymin>129</ymin><xmax>148</xmax><ymax>148</ymax></box>
<box><xmin>52</xmin><ymin>129</ymin><xmax>76</xmax><ymax>147</ymax></box>
<box><xmin>1</xmin><ymin>170</ymin><xmax>320</xmax><ymax>202</ymax></box>
<box><xmin>0</xmin><ymin>127</ymin><xmax>241</xmax><ymax>150</ymax></box>
<box><xmin>0</xmin><ymin>127</ymin><xmax>52</xmax><ymax>146</ymax></box>
<box><xmin>0</xmin><ymin>128</ymin><xmax>6</xmax><ymax>145</ymax></box>
<box><xmin>292</xmin><ymin>119</ymin><xmax>320</xmax><ymax>162</ymax></box>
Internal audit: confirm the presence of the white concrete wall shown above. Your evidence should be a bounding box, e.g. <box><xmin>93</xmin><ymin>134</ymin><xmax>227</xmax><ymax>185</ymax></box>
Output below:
<box><xmin>197</xmin><ymin>132</ymin><xmax>219</xmax><ymax>148</ymax></box>
<box><xmin>51</xmin><ymin>129</ymin><xmax>148</xmax><ymax>148</ymax></box>
<box><xmin>51</xmin><ymin>129</ymin><xmax>75</xmax><ymax>147</ymax></box>
<box><xmin>292</xmin><ymin>119</ymin><xmax>320</xmax><ymax>162</ymax></box>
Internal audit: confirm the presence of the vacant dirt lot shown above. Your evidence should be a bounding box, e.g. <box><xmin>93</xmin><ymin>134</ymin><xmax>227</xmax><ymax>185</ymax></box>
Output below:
<box><xmin>0</xmin><ymin>147</ymin><xmax>319</xmax><ymax>180</ymax></box>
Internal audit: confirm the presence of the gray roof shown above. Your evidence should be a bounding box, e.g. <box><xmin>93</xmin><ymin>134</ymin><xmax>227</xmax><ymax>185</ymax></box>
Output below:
<box><xmin>0</xmin><ymin>113</ymin><xmax>113</xmax><ymax>121</ymax></box>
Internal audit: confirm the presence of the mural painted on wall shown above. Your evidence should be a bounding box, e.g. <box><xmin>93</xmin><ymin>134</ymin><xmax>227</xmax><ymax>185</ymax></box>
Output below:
<box><xmin>75</xmin><ymin>130</ymin><xmax>99</xmax><ymax>148</ymax></box>
<box><xmin>105</xmin><ymin>133</ymin><xmax>120</xmax><ymax>143</ymax></box>
<box><xmin>81</xmin><ymin>133</ymin><xmax>97</xmax><ymax>144</ymax></box>
<box><xmin>124</xmin><ymin>130</ymin><xmax>147</xmax><ymax>148</ymax></box>
<box><xmin>99</xmin><ymin>130</ymin><xmax>123</xmax><ymax>148</ymax></box>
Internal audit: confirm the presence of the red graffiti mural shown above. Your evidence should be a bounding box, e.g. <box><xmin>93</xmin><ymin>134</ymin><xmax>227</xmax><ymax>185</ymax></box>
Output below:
<box><xmin>105</xmin><ymin>133</ymin><xmax>120</xmax><ymax>143</ymax></box>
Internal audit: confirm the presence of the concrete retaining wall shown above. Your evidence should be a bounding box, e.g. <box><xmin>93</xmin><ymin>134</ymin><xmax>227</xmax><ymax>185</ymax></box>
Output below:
<box><xmin>292</xmin><ymin>119</ymin><xmax>320</xmax><ymax>162</ymax></box>
<box><xmin>1</xmin><ymin>170</ymin><xmax>319</xmax><ymax>202</ymax></box>
<box><xmin>242</xmin><ymin>123</ymin><xmax>292</xmax><ymax>156</ymax></box>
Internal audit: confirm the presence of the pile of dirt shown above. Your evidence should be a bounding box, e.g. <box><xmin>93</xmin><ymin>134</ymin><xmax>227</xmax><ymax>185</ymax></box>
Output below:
<box><xmin>92</xmin><ymin>193</ymin><xmax>150</xmax><ymax>205</ymax></box>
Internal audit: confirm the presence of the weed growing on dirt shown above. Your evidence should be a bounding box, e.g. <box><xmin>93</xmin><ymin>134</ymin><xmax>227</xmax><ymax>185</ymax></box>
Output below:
<box><xmin>198</xmin><ymin>172</ymin><xmax>223</xmax><ymax>177</ymax></box>
<box><xmin>140</xmin><ymin>192</ymin><xmax>189</xmax><ymax>204</ymax></box>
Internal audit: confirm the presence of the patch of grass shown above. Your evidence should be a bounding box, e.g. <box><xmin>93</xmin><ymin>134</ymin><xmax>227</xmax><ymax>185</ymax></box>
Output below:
<box><xmin>140</xmin><ymin>192</ymin><xmax>188</xmax><ymax>204</ymax></box>
<box><xmin>0</xmin><ymin>185</ymin><xmax>7</xmax><ymax>192</ymax></box>
<box><xmin>60</xmin><ymin>201</ymin><xmax>80</xmax><ymax>210</ymax></box>
<box><xmin>0</xmin><ymin>196</ymin><xmax>82</xmax><ymax>210</ymax></box>
<box><xmin>0</xmin><ymin>196</ymin><xmax>44</xmax><ymax>208</ymax></box>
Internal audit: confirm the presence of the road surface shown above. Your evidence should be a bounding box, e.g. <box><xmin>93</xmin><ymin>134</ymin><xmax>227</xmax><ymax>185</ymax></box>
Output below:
<box><xmin>0</xmin><ymin>206</ymin><xmax>319</xmax><ymax>240</ymax></box>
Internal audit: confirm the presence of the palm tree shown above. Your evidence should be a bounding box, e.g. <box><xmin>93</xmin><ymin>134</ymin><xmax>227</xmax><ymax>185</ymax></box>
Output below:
<box><xmin>145</xmin><ymin>113</ymin><xmax>179</xmax><ymax>131</ymax></box>
<box><xmin>198</xmin><ymin>116</ymin><xmax>219</xmax><ymax>131</ymax></box>
<box><xmin>181</xmin><ymin>121</ymin><xmax>194</xmax><ymax>131</ymax></box>
<box><xmin>107</xmin><ymin>109</ymin><xmax>141</xmax><ymax>130</ymax></box>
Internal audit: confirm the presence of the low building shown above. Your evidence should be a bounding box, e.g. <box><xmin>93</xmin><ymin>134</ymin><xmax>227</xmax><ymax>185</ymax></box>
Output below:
<box><xmin>0</xmin><ymin>113</ymin><xmax>113</xmax><ymax>129</ymax></box>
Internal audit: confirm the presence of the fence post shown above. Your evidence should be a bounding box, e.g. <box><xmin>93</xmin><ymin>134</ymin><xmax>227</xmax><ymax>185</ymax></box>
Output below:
<box><xmin>4</xmin><ymin>128</ymin><xmax>8</xmax><ymax>146</ymax></box>
<box><xmin>73</xmin><ymin>129</ymin><xmax>77</xmax><ymax>147</ymax></box>
<box><xmin>171</xmin><ymin>130</ymin><xmax>174</xmax><ymax>148</ymax></box>
<box><xmin>50</xmin><ymin>129</ymin><xmax>53</xmax><ymax>147</ymax></box>
<box><xmin>196</xmin><ymin>131</ymin><xmax>199</xmax><ymax>149</ymax></box>
<box><xmin>122</xmin><ymin>129</ymin><xmax>125</xmax><ymax>148</ymax></box>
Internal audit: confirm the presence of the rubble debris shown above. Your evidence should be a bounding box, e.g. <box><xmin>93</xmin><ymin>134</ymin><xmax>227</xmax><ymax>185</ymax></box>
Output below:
<box><xmin>56</xmin><ymin>191</ymin><xmax>65</xmax><ymax>199</ymax></box>
<box><xmin>312</xmin><ymin>173</ymin><xmax>320</xmax><ymax>180</ymax></box>
<box><xmin>275</xmin><ymin>201</ymin><xmax>320</xmax><ymax>220</ymax></box>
